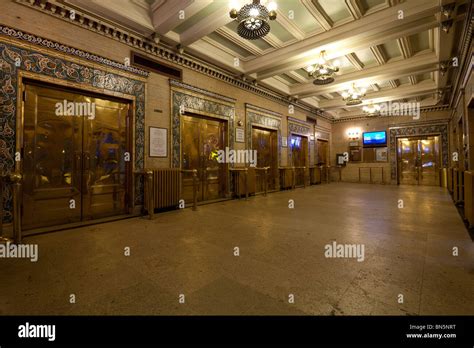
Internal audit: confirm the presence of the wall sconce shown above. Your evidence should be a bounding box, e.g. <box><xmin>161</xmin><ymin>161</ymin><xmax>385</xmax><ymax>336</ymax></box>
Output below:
<box><xmin>237</xmin><ymin>119</ymin><xmax>243</xmax><ymax>127</ymax></box>
<box><xmin>347</xmin><ymin>128</ymin><xmax>361</xmax><ymax>140</ymax></box>
<box><xmin>310</xmin><ymin>135</ymin><xmax>315</xmax><ymax>141</ymax></box>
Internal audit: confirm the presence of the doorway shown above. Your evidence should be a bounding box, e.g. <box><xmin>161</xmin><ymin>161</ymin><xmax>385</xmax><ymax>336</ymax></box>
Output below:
<box><xmin>252</xmin><ymin>126</ymin><xmax>278</xmax><ymax>191</ymax></box>
<box><xmin>21</xmin><ymin>82</ymin><xmax>132</xmax><ymax>231</ymax></box>
<box><xmin>181</xmin><ymin>114</ymin><xmax>227</xmax><ymax>202</ymax></box>
<box><xmin>290</xmin><ymin>134</ymin><xmax>308</xmax><ymax>186</ymax></box>
<box><xmin>397</xmin><ymin>136</ymin><xmax>441</xmax><ymax>186</ymax></box>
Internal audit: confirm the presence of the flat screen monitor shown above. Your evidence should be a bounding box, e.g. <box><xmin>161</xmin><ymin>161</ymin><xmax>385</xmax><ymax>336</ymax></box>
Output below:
<box><xmin>363</xmin><ymin>131</ymin><xmax>386</xmax><ymax>147</ymax></box>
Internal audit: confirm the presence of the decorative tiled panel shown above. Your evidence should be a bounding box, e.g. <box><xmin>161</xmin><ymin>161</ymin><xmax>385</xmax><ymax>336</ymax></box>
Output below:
<box><xmin>246</xmin><ymin>109</ymin><xmax>282</xmax><ymax>166</ymax></box>
<box><xmin>389</xmin><ymin>124</ymin><xmax>448</xmax><ymax>180</ymax></box>
<box><xmin>171</xmin><ymin>87</ymin><xmax>235</xmax><ymax>168</ymax></box>
<box><xmin>0</xmin><ymin>41</ymin><xmax>146</xmax><ymax>223</ymax></box>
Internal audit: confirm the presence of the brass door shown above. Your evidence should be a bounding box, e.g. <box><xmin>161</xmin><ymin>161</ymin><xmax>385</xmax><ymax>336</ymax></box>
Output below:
<box><xmin>83</xmin><ymin>97</ymin><xmax>130</xmax><ymax>220</ymax></box>
<box><xmin>252</xmin><ymin>127</ymin><xmax>277</xmax><ymax>191</ymax></box>
<box><xmin>317</xmin><ymin>139</ymin><xmax>329</xmax><ymax>165</ymax></box>
<box><xmin>181</xmin><ymin>114</ymin><xmax>227</xmax><ymax>202</ymax></box>
<box><xmin>397</xmin><ymin>136</ymin><xmax>440</xmax><ymax>186</ymax></box>
<box><xmin>291</xmin><ymin>135</ymin><xmax>308</xmax><ymax>186</ymax></box>
<box><xmin>22</xmin><ymin>84</ymin><xmax>130</xmax><ymax>231</ymax></box>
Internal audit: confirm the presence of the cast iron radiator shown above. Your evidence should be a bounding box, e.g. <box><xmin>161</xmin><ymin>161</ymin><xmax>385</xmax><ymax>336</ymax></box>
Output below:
<box><xmin>146</xmin><ymin>169</ymin><xmax>181</xmax><ymax>210</ymax></box>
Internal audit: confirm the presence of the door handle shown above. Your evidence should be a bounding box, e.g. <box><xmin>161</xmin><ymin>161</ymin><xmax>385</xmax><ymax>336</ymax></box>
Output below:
<box><xmin>83</xmin><ymin>152</ymin><xmax>90</xmax><ymax>171</ymax></box>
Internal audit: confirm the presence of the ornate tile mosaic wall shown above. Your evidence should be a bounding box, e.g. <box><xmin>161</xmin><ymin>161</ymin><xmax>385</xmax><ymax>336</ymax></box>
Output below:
<box><xmin>389</xmin><ymin>124</ymin><xmax>449</xmax><ymax>181</ymax></box>
<box><xmin>0</xmin><ymin>39</ymin><xmax>146</xmax><ymax>223</ymax></box>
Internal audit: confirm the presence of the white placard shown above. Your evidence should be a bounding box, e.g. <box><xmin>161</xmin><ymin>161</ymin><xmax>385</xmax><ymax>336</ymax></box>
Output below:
<box><xmin>281</xmin><ymin>137</ymin><xmax>287</xmax><ymax>147</ymax></box>
<box><xmin>149</xmin><ymin>127</ymin><xmax>167</xmax><ymax>157</ymax></box>
<box><xmin>236</xmin><ymin>128</ymin><xmax>245</xmax><ymax>143</ymax></box>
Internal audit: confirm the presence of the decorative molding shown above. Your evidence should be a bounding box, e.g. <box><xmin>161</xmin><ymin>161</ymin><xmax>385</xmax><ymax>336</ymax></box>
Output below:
<box><xmin>12</xmin><ymin>0</ymin><xmax>329</xmax><ymax>120</ymax></box>
<box><xmin>389</xmin><ymin>124</ymin><xmax>448</xmax><ymax>181</ymax></box>
<box><xmin>170</xmin><ymin>79</ymin><xmax>236</xmax><ymax>104</ymax></box>
<box><xmin>245</xmin><ymin>103</ymin><xmax>282</xmax><ymax>118</ymax></box>
<box><xmin>0</xmin><ymin>25</ymin><xmax>149</xmax><ymax>77</ymax></box>
<box><xmin>0</xmin><ymin>40</ymin><xmax>146</xmax><ymax>223</ymax></box>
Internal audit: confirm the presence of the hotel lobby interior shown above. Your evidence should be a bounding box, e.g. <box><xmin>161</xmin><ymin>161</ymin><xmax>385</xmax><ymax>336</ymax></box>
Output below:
<box><xmin>0</xmin><ymin>0</ymin><xmax>473</xmax><ymax>320</ymax></box>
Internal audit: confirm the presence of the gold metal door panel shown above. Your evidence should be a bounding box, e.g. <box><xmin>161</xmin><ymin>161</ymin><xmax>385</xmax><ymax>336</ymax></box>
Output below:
<box><xmin>252</xmin><ymin>127</ymin><xmax>277</xmax><ymax>191</ymax></box>
<box><xmin>21</xmin><ymin>83</ymin><xmax>131</xmax><ymax>231</ymax></box>
<box><xmin>397</xmin><ymin>136</ymin><xmax>440</xmax><ymax>186</ymax></box>
<box><xmin>291</xmin><ymin>135</ymin><xmax>308</xmax><ymax>186</ymax></box>
<box><xmin>22</xmin><ymin>85</ymin><xmax>83</xmax><ymax>230</ymax></box>
<box><xmin>181</xmin><ymin>116</ymin><xmax>201</xmax><ymax>202</ymax></box>
<box><xmin>83</xmin><ymin>99</ymin><xmax>129</xmax><ymax>220</ymax></box>
<box><xmin>181</xmin><ymin>115</ymin><xmax>226</xmax><ymax>202</ymax></box>
<box><xmin>317</xmin><ymin>139</ymin><xmax>329</xmax><ymax>165</ymax></box>
<box><xmin>398</xmin><ymin>138</ymin><xmax>419</xmax><ymax>185</ymax></box>
<box><xmin>419</xmin><ymin>137</ymin><xmax>439</xmax><ymax>186</ymax></box>
<box><xmin>202</xmin><ymin>119</ymin><xmax>225</xmax><ymax>201</ymax></box>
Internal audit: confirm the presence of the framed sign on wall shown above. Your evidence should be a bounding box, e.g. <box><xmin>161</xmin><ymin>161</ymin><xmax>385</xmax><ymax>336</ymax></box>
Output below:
<box><xmin>149</xmin><ymin>127</ymin><xmax>168</xmax><ymax>158</ymax></box>
<box><xmin>282</xmin><ymin>137</ymin><xmax>287</xmax><ymax>147</ymax></box>
<box><xmin>236</xmin><ymin>128</ymin><xmax>245</xmax><ymax>143</ymax></box>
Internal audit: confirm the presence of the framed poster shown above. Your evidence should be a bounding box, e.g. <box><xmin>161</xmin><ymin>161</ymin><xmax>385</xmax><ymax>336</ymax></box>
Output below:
<box><xmin>149</xmin><ymin>127</ymin><xmax>167</xmax><ymax>158</ymax></box>
<box><xmin>282</xmin><ymin>137</ymin><xmax>287</xmax><ymax>147</ymax></box>
<box><xmin>236</xmin><ymin>128</ymin><xmax>245</xmax><ymax>143</ymax></box>
<box><xmin>375</xmin><ymin>147</ymin><xmax>388</xmax><ymax>162</ymax></box>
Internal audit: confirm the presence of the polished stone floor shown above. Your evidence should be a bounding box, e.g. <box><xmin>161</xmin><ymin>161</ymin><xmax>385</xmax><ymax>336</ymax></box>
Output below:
<box><xmin>1</xmin><ymin>183</ymin><xmax>473</xmax><ymax>315</ymax></box>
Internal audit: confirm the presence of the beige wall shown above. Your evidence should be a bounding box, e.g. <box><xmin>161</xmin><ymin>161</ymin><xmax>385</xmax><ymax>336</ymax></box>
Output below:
<box><xmin>0</xmin><ymin>1</ymin><xmax>330</xmax><ymax>170</ymax></box>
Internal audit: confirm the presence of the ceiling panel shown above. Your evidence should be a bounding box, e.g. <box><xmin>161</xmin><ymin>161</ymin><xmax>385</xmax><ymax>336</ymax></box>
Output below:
<box><xmin>268</xmin><ymin>20</ymin><xmax>297</xmax><ymax>42</ymax></box>
<box><xmin>277</xmin><ymin>1</ymin><xmax>323</xmax><ymax>33</ymax></box>
<box><xmin>409</xmin><ymin>30</ymin><xmax>431</xmax><ymax>54</ymax></box>
<box><xmin>207</xmin><ymin>32</ymin><xmax>254</xmax><ymax>58</ymax></box>
<box><xmin>381</xmin><ymin>40</ymin><xmax>402</xmax><ymax>61</ymax></box>
<box><xmin>173</xmin><ymin>2</ymin><xmax>224</xmax><ymax>34</ymax></box>
<box><xmin>353</xmin><ymin>48</ymin><xmax>378</xmax><ymax>68</ymax></box>
<box><xmin>316</xmin><ymin>0</ymin><xmax>352</xmax><ymax>22</ymax></box>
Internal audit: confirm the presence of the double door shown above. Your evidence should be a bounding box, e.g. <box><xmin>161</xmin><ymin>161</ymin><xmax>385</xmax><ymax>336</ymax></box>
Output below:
<box><xmin>397</xmin><ymin>136</ymin><xmax>440</xmax><ymax>186</ymax></box>
<box><xmin>181</xmin><ymin>114</ymin><xmax>227</xmax><ymax>202</ymax></box>
<box><xmin>252</xmin><ymin>127</ymin><xmax>278</xmax><ymax>191</ymax></box>
<box><xmin>21</xmin><ymin>83</ymin><xmax>131</xmax><ymax>231</ymax></box>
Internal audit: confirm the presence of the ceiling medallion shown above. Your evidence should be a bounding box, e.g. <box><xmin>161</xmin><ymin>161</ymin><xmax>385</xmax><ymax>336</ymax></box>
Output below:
<box><xmin>342</xmin><ymin>83</ymin><xmax>367</xmax><ymax>106</ymax></box>
<box><xmin>362</xmin><ymin>102</ymin><xmax>381</xmax><ymax>115</ymax></box>
<box><xmin>305</xmin><ymin>50</ymin><xmax>340</xmax><ymax>85</ymax></box>
<box><xmin>229</xmin><ymin>0</ymin><xmax>277</xmax><ymax>40</ymax></box>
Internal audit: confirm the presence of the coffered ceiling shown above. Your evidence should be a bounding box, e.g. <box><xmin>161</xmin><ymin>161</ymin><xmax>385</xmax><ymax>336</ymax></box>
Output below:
<box><xmin>59</xmin><ymin>0</ymin><xmax>469</xmax><ymax>119</ymax></box>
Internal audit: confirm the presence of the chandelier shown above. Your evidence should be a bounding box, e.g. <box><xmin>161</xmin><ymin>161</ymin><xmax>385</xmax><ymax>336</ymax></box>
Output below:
<box><xmin>229</xmin><ymin>0</ymin><xmax>277</xmax><ymax>40</ymax></box>
<box><xmin>362</xmin><ymin>102</ymin><xmax>381</xmax><ymax>115</ymax></box>
<box><xmin>342</xmin><ymin>83</ymin><xmax>367</xmax><ymax>106</ymax></box>
<box><xmin>305</xmin><ymin>50</ymin><xmax>340</xmax><ymax>85</ymax></box>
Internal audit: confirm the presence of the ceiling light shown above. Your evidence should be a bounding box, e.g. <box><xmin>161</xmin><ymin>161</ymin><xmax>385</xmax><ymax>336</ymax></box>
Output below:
<box><xmin>342</xmin><ymin>83</ymin><xmax>366</xmax><ymax>106</ymax></box>
<box><xmin>306</xmin><ymin>50</ymin><xmax>339</xmax><ymax>85</ymax></box>
<box><xmin>229</xmin><ymin>0</ymin><xmax>277</xmax><ymax>40</ymax></box>
<box><xmin>362</xmin><ymin>102</ymin><xmax>381</xmax><ymax>115</ymax></box>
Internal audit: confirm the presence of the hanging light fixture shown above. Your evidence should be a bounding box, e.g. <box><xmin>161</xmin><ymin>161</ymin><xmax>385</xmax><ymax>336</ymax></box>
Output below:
<box><xmin>341</xmin><ymin>83</ymin><xmax>367</xmax><ymax>106</ymax></box>
<box><xmin>362</xmin><ymin>102</ymin><xmax>381</xmax><ymax>115</ymax></box>
<box><xmin>229</xmin><ymin>0</ymin><xmax>277</xmax><ymax>40</ymax></box>
<box><xmin>305</xmin><ymin>50</ymin><xmax>340</xmax><ymax>85</ymax></box>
